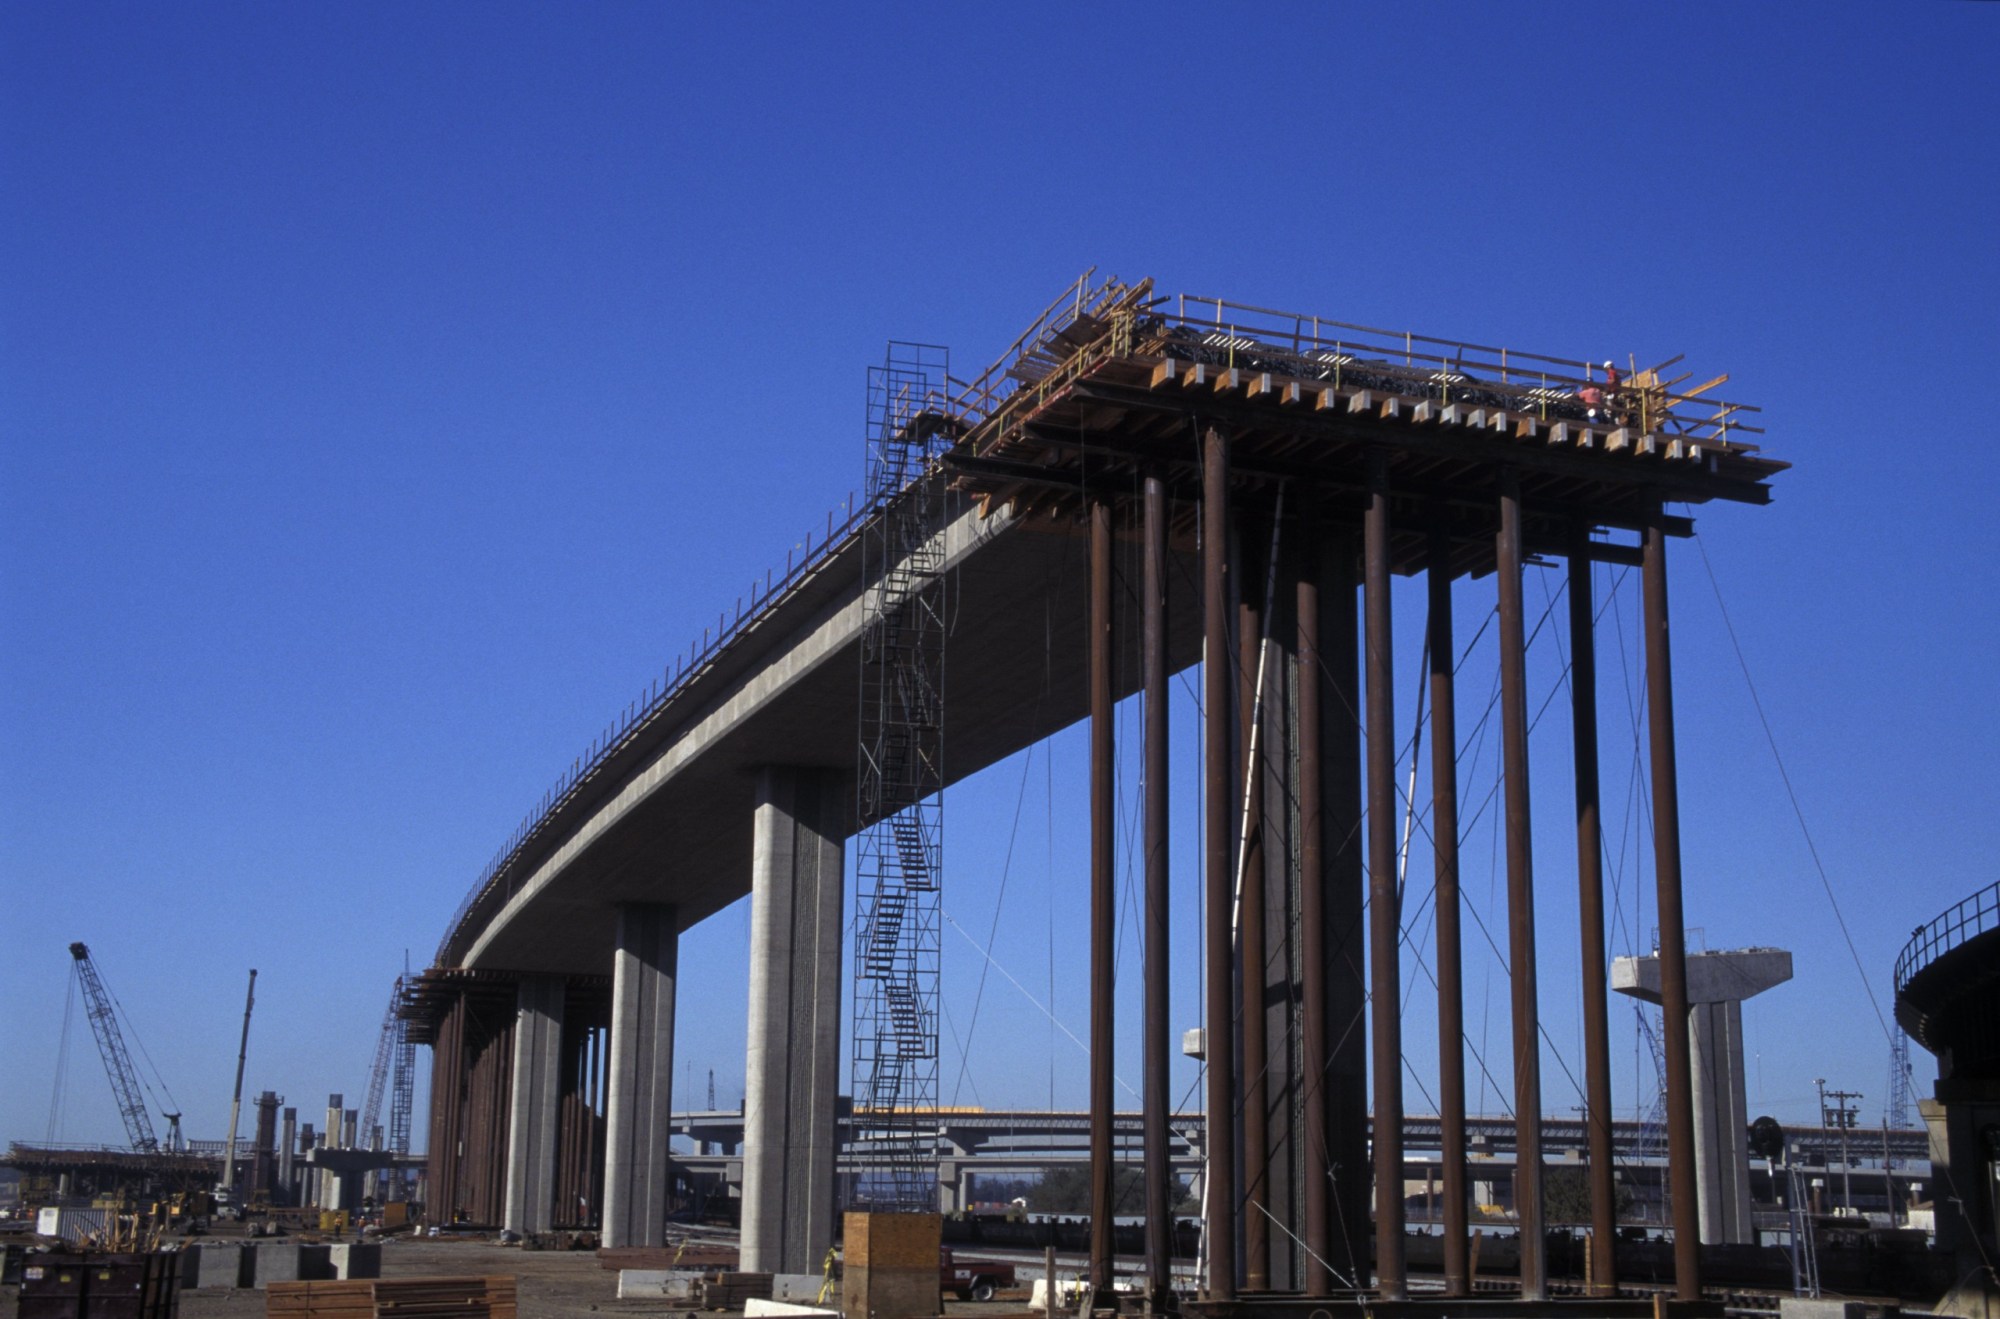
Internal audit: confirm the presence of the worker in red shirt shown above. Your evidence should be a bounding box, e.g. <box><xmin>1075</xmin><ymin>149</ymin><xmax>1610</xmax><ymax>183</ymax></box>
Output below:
<box><xmin>1579</xmin><ymin>365</ymin><xmax>1605</xmax><ymax>422</ymax></box>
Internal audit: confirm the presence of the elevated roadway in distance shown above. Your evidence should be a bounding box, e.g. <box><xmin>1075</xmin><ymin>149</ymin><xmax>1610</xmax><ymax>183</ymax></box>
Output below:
<box><xmin>664</xmin><ymin>1108</ymin><xmax>1932</xmax><ymax>1167</ymax></box>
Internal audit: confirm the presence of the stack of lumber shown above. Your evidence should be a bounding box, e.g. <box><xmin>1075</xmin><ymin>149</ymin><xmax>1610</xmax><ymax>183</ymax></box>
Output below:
<box><xmin>267</xmin><ymin>1277</ymin><xmax>517</xmax><ymax>1319</ymax></box>
<box><xmin>693</xmin><ymin>1273</ymin><xmax>772</xmax><ymax>1310</ymax></box>
<box><xmin>595</xmin><ymin>1245</ymin><xmax>739</xmax><ymax>1272</ymax></box>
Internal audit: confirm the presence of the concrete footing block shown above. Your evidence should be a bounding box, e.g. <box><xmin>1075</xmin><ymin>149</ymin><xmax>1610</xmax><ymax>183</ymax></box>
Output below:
<box><xmin>252</xmin><ymin>1243</ymin><xmax>333</xmax><ymax>1288</ymax></box>
<box><xmin>329</xmin><ymin>1243</ymin><xmax>381</xmax><ymax>1280</ymax></box>
<box><xmin>185</xmin><ymin>1243</ymin><xmax>250</xmax><ymax>1289</ymax></box>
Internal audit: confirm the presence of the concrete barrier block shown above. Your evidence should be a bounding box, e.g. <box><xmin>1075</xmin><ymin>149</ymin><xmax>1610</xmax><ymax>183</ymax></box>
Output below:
<box><xmin>616</xmin><ymin>1269</ymin><xmax>699</xmax><ymax>1300</ymax></box>
<box><xmin>1779</xmin><ymin>1302</ymin><xmax>1866</xmax><ymax>1319</ymax></box>
<box><xmin>1030</xmin><ymin>1279</ymin><xmax>1084</xmax><ymax>1312</ymax></box>
<box><xmin>770</xmin><ymin>1275</ymin><xmax>827</xmax><ymax>1302</ymax></box>
<box><xmin>746</xmin><ymin>1301</ymin><xmax>838</xmax><ymax>1319</ymax></box>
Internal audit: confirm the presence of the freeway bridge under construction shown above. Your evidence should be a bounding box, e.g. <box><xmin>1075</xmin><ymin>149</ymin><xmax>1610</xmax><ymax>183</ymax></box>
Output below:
<box><xmin>398</xmin><ymin>273</ymin><xmax>1812</xmax><ymax>1313</ymax></box>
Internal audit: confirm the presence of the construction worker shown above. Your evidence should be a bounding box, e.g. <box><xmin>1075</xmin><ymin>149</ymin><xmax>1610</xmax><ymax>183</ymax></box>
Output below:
<box><xmin>1579</xmin><ymin>379</ymin><xmax>1606</xmax><ymax>423</ymax></box>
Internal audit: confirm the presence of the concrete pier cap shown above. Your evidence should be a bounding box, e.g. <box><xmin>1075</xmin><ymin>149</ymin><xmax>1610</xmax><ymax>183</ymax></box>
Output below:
<box><xmin>1613</xmin><ymin>945</ymin><xmax>1793</xmax><ymax>1246</ymax></box>
<box><xmin>1611</xmin><ymin>946</ymin><xmax>1793</xmax><ymax>1004</ymax></box>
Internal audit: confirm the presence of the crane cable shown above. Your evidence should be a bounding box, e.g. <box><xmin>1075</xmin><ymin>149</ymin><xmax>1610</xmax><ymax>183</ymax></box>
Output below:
<box><xmin>46</xmin><ymin>968</ymin><xmax>78</xmax><ymax>1144</ymax></box>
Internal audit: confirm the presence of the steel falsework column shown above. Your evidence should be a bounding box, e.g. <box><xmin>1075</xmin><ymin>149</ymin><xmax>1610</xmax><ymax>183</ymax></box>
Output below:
<box><xmin>1088</xmin><ymin>498</ymin><xmax>1116</xmax><ymax>1292</ymax></box>
<box><xmin>1497</xmin><ymin>471</ymin><xmax>1547</xmax><ymax>1300</ymax></box>
<box><xmin>1142</xmin><ymin>476</ymin><xmax>1173</xmax><ymax>1299</ymax></box>
<box><xmin>1363</xmin><ymin>453</ymin><xmax>1405</xmax><ymax>1299</ymax></box>
<box><xmin>1297</xmin><ymin>523</ymin><xmax>1331</xmax><ymax>1298</ymax></box>
<box><xmin>1201</xmin><ymin>427</ymin><xmax>1238</xmax><ymax>1300</ymax></box>
<box><xmin>1322</xmin><ymin>534</ymin><xmax>1371</xmax><ymax>1287</ymax></box>
<box><xmin>1644</xmin><ymin>518</ymin><xmax>1704</xmax><ymax>1299</ymax></box>
<box><xmin>1569</xmin><ymin>530</ymin><xmax>1619</xmax><ymax>1294</ymax></box>
<box><xmin>1238</xmin><ymin>511</ymin><xmax>1270</xmax><ymax>1291</ymax></box>
<box><xmin>1427</xmin><ymin>516</ymin><xmax>1471</xmax><ymax>1296</ymax></box>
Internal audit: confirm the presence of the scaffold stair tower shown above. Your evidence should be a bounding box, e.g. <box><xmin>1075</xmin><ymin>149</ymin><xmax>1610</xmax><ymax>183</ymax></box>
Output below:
<box><xmin>853</xmin><ymin>341</ymin><xmax>956</xmax><ymax>1212</ymax></box>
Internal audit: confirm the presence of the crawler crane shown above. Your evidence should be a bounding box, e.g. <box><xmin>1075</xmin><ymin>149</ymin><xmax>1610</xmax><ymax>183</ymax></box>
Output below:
<box><xmin>66</xmin><ymin>942</ymin><xmax>172</xmax><ymax>1154</ymax></box>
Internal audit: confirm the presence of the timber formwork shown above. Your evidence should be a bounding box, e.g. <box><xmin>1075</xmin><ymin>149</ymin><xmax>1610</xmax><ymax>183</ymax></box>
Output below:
<box><xmin>929</xmin><ymin>275</ymin><xmax>1782</xmax><ymax>1313</ymax></box>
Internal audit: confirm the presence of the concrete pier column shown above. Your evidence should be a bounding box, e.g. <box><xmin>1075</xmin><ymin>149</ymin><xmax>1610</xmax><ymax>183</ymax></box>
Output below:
<box><xmin>300</xmin><ymin>1125</ymin><xmax>319</xmax><ymax>1208</ymax></box>
<box><xmin>742</xmin><ymin>766</ymin><xmax>845</xmax><ymax>1275</ymax></box>
<box><xmin>279</xmin><ymin>1108</ymin><xmax>297</xmax><ymax>1206</ymax></box>
<box><xmin>320</xmin><ymin>1097</ymin><xmax>344</xmax><ymax>1211</ymax></box>
<box><xmin>938</xmin><ymin>1160</ymin><xmax>965</xmax><ymax>1214</ymax></box>
<box><xmin>604</xmin><ymin>902</ymin><xmax>679</xmax><ymax>1248</ymax></box>
<box><xmin>503</xmin><ymin>974</ymin><xmax>567</xmax><ymax>1236</ymax></box>
<box><xmin>1614</xmin><ymin>947</ymin><xmax>1792</xmax><ymax>1244</ymax></box>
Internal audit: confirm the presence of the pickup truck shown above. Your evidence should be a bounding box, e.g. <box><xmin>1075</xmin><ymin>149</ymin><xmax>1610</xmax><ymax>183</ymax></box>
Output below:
<box><xmin>941</xmin><ymin>1248</ymin><xmax>1015</xmax><ymax>1302</ymax></box>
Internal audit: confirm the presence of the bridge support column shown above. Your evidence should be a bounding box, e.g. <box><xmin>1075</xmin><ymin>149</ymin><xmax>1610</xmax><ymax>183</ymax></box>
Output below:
<box><xmin>742</xmin><ymin>766</ymin><xmax>844</xmax><ymax>1276</ymax></box>
<box><xmin>1497</xmin><ymin>471</ymin><xmax>1546</xmax><ymax>1300</ymax></box>
<box><xmin>1644</xmin><ymin>517</ymin><xmax>1703</xmax><ymax>1299</ymax></box>
<box><xmin>604</xmin><ymin>902</ymin><xmax>678</xmax><ymax>1248</ymax></box>
<box><xmin>504</xmin><ymin>974</ymin><xmax>565</xmax><ymax>1236</ymax></box>
<box><xmin>1427</xmin><ymin>514</ymin><xmax>1471</xmax><ymax>1297</ymax></box>
<box><xmin>1200</xmin><ymin>427</ymin><xmax>1237</xmax><ymax>1302</ymax></box>
<box><xmin>1365</xmin><ymin>453</ymin><xmax>1407</xmax><ymax>1300</ymax></box>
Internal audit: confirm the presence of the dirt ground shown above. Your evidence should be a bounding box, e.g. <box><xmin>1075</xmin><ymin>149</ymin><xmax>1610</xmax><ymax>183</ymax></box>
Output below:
<box><xmin>2</xmin><ymin>1238</ymin><xmax>1032</xmax><ymax>1319</ymax></box>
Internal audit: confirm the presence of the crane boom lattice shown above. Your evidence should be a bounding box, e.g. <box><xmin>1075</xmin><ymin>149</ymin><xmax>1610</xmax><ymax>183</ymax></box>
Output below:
<box><xmin>67</xmin><ymin>942</ymin><xmax>159</xmax><ymax>1154</ymax></box>
<box><xmin>361</xmin><ymin>991</ymin><xmax>397</xmax><ymax>1142</ymax></box>
<box><xmin>361</xmin><ymin>974</ymin><xmax>418</xmax><ymax>1202</ymax></box>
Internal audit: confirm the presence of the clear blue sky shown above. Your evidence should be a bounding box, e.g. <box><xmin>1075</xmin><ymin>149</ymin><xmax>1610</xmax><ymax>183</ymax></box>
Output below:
<box><xmin>5</xmin><ymin>3</ymin><xmax>1996</xmax><ymax>1156</ymax></box>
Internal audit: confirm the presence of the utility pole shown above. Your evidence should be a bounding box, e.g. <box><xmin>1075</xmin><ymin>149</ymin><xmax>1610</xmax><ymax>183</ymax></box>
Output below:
<box><xmin>1815</xmin><ymin>1080</ymin><xmax>1861</xmax><ymax>1217</ymax></box>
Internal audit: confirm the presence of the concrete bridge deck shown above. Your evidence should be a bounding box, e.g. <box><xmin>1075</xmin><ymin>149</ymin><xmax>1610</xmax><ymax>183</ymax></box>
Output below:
<box><xmin>448</xmin><ymin>497</ymin><xmax>1199</xmax><ymax>975</ymax></box>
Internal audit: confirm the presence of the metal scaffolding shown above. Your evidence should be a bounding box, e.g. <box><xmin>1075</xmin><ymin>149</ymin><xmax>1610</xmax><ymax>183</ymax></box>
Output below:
<box><xmin>851</xmin><ymin>341</ymin><xmax>955</xmax><ymax>1212</ymax></box>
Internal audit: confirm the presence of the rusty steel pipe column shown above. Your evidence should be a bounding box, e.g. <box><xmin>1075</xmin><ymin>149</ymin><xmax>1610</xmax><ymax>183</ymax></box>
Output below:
<box><xmin>1089</xmin><ymin>498</ymin><xmax>1116</xmax><ymax>1292</ymax></box>
<box><xmin>1201</xmin><ymin>428</ymin><xmax>1237</xmax><ymax>1300</ymax></box>
<box><xmin>1427</xmin><ymin>516</ymin><xmax>1470</xmax><ymax>1296</ymax></box>
<box><xmin>1496</xmin><ymin>472</ymin><xmax>1546</xmax><ymax>1301</ymax></box>
<box><xmin>1644</xmin><ymin>518</ymin><xmax>1703</xmax><ymax>1299</ymax></box>
<box><xmin>1238</xmin><ymin>514</ymin><xmax>1270</xmax><ymax>1291</ymax></box>
<box><xmin>1297</xmin><ymin>527</ymin><xmax>1331</xmax><ymax>1298</ymax></box>
<box><xmin>1569</xmin><ymin>529</ymin><xmax>1618</xmax><ymax>1294</ymax></box>
<box><xmin>1142</xmin><ymin>475</ymin><xmax>1172</xmax><ymax>1299</ymax></box>
<box><xmin>1363</xmin><ymin>454</ymin><xmax>1405</xmax><ymax>1299</ymax></box>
